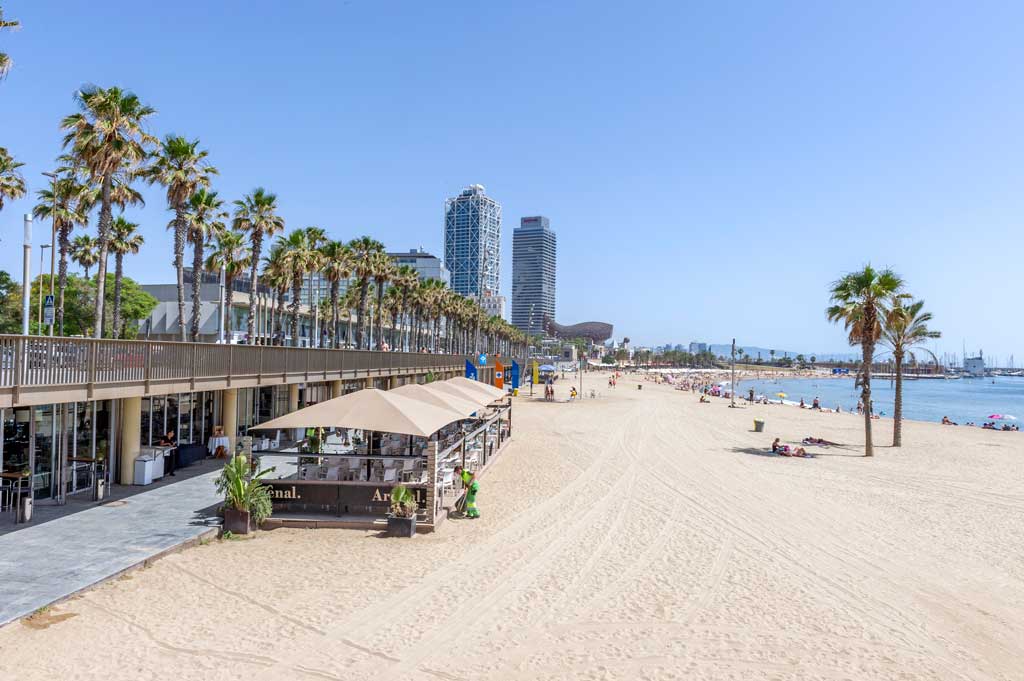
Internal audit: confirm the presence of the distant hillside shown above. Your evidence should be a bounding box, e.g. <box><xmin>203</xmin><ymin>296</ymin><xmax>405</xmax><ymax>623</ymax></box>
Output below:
<box><xmin>708</xmin><ymin>344</ymin><xmax>859</xmax><ymax>362</ymax></box>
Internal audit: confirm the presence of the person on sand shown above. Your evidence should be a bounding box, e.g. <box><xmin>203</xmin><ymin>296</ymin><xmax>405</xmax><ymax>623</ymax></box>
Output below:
<box><xmin>941</xmin><ymin>416</ymin><xmax>957</xmax><ymax>425</ymax></box>
<box><xmin>570</xmin><ymin>387</ymin><xmax>578</xmax><ymax>401</ymax></box>
<box><xmin>699</xmin><ymin>394</ymin><xmax>710</xmax><ymax>403</ymax></box>
<box><xmin>772</xmin><ymin>438</ymin><xmax>810</xmax><ymax>457</ymax></box>
<box><xmin>454</xmin><ymin>465</ymin><xmax>480</xmax><ymax>519</ymax></box>
<box><xmin>812</xmin><ymin>396</ymin><xmax>821</xmax><ymax>410</ymax></box>
<box><xmin>799</xmin><ymin>398</ymin><xmax>806</xmax><ymax>408</ymax></box>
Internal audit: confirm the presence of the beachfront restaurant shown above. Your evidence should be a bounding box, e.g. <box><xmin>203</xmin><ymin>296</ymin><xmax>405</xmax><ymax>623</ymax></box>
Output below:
<box><xmin>250</xmin><ymin>377</ymin><xmax>511</xmax><ymax>531</ymax></box>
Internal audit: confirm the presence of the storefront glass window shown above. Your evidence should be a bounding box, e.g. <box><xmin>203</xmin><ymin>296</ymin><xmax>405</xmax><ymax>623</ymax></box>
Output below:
<box><xmin>178</xmin><ymin>393</ymin><xmax>192</xmax><ymax>444</ymax></box>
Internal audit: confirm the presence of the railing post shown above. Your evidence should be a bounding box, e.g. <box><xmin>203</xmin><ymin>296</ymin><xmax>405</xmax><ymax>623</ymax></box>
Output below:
<box><xmin>12</xmin><ymin>336</ymin><xmax>23</xmax><ymax>405</ymax></box>
<box><xmin>144</xmin><ymin>342</ymin><xmax>152</xmax><ymax>394</ymax></box>
<box><xmin>86</xmin><ymin>340</ymin><xmax>97</xmax><ymax>399</ymax></box>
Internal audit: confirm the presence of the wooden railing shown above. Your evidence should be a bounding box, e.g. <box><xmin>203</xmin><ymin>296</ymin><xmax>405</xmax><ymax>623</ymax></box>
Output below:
<box><xmin>0</xmin><ymin>335</ymin><xmax>465</xmax><ymax>405</ymax></box>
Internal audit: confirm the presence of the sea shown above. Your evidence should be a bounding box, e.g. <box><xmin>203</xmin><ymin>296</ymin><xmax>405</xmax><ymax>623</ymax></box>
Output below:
<box><xmin>739</xmin><ymin>375</ymin><xmax>1024</xmax><ymax>426</ymax></box>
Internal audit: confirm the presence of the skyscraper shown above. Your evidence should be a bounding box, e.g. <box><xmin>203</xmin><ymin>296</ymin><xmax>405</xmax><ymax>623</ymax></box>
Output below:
<box><xmin>511</xmin><ymin>216</ymin><xmax>556</xmax><ymax>336</ymax></box>
<box><xmin>444</xmin><ymin>184</ymin><xmax>502</xmax><ymax>298</ymax></box>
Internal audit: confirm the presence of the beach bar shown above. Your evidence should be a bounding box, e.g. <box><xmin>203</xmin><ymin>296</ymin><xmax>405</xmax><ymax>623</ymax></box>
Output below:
<box><xmin>250</xmin><ymin>378</ymin><xmax>511</xmax><ymax>532</ymax></box>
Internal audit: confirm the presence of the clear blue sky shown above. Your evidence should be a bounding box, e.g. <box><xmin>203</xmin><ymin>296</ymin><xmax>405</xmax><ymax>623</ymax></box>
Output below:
<box><xmin>1</xmin><ymin>1</ymin><xmax>1021</xmax><ymax>363</ymax></box>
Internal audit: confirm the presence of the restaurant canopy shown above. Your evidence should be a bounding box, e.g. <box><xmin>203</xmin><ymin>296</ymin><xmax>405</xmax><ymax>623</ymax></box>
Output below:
<box><xmin>448</xmin><ymin>376</ymin><xmax>506</xmax><ymax>401</ymax></box>
<box><xmin>250</xmin><ymin>388</ymin><xmax>464</xmax><ymax>437</ymax></box>
<box><xmin>430</xmin><ymin>380</ymin><xmax>495</xmax><ymax>406</ymax></box>
<box><xmin>391</xmin><ymin>382</ymin><xmax>481</xmax><ymax>417</ymax></box>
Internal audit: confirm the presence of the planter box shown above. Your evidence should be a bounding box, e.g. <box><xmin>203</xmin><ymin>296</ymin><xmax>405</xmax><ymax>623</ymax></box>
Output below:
<box><xmin>223</xmin><ymin>508</ymin><xmax>252</xmax><ymax>535</ymax></box>
<box><xmin>387</xmin><ymin>515</ymin><xmax>417</xmax><ymax>538</ymax></box>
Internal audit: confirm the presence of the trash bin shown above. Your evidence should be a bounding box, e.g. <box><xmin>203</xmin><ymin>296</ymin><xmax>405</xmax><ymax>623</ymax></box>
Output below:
<box><xmin>134</xmin><ymin>455</ymin><xmax>155</xmax><ymax>486</ymax></box>
<box><xmin>753</xmin><ymin>418</ymin><xmax>765</xmax><ymax>433</ymax></box>
<box><xmin>17</xmin><ymin>496</ymin><xmax>32</xmax><ymax>524</ymax></box>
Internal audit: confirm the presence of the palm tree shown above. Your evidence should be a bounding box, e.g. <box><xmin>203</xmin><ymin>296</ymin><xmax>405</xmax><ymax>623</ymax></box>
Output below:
<box><xmin>233</xmin><ymin>188</ymin><xmax>284</xmax><ymax>344</ymax></box>
<box><xmin>204</xmin><ymin>230</ymin><xmax>250</xmax><ymax>338</ymax></box>
<box><xmin>108</xmin><ymin>216</ymin><xmax>144</xmax><ymax>338</ymax></box>
<box><xmin>0</xmin><ymin>6</ymin><xmax>19</xmax><ymax>79</ymax></box>
<box><xmin>301</xmin><ymin>226</ymin><xmax>327</xmax><ymax>346</ymax></box>
<box><xmin>347</xmin><ymin>236</ymin><xmax>385</xmax><ymax>349</ymax></box>
<box><xmin>184</xmin><ymin>189</ymin><xmax>226</xmax><ymax>341</ymax></box>
<box><xmin>144</xmin><ymin>135</ymin><xmax>217</xmax><ymax>341</ymax></box>
<box><xmin>0</xmin><ymin>147</ymin><xmax>25</xmax><ymax>211</ymax></box>
<box><xmin>71</xmin><ymin>234</ymin><xmax>98</xmax><ymax>279</ymax></box>
<box><xmin>61</xmin><ymin>86</ymin><xmax>156</xmax><ymax>337</ymax></box>
<box><xmin>370</xmin><ymin>251</ymin><xmax>395</xmax><ymax>349</ymax></box>
<box><xmin>827</xmin><ymin>265</ymin><xmax>904</xmax><ymax>457</ymax></box>
<box><xmin>278</xmin><ymin>229</ymin><xmax>323</xmax><ymax>347</ymax></box>
<box><xmin>261</xmin><ymin>243</ymin><xmax>289</xmax><ymax>345</ymax></box>
<box><xmin>34</xmin><ymin>175</ymin><xmax>86</xmax><ymax>335</ymax></box>
<box><xmin>883</xmin><ymin>298</ymin><xmax>940</xmax><ymax>447</ymax></box>
<box><xmin>320</xmin><ymin>240</ymin><xmax>353</xmax><ymax>349</ymax></box>
<box><xmin>391</xmin><ymin>265</ymin><xmax>419</xmax><ymax>352</ymax></box>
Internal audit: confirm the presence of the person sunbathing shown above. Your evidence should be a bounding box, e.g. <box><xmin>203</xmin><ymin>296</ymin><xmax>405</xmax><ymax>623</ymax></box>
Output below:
<box><xmin>699</xmin><ymin>394</ymin><xmax>710</xmax><ymax>403</ymax></box>
<box><xmin>941</xmin><ymin>416</ymin><xmax>957</xmax><ymax>425</ymax></box>
<box><xmin>772</xmin><ymin>438</ymin><xmax>810</xmax><ymax>457</ymax></box>
<box><xmin>802</xmin><ymin>436</ymin><xmax>838</xmax><ymax>446</ymax></box>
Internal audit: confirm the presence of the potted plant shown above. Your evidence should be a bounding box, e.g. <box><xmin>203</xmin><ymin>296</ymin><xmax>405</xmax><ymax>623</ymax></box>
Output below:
<box><xmin>387</xmin><ymin>485</ymin><xmax>419</xmax><ymax>537</ymax></box>
<box><xmin>215</xmin><ymin>454</ymin><xmax>275</xmax><ymax>535</ymax></box>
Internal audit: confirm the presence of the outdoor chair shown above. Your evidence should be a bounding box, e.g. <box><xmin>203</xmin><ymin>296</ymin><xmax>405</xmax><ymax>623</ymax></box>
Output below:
<box><xmin>383</xmin><ymin>468</ymin><xmax>397</xmax><ymax>484</ymax></box>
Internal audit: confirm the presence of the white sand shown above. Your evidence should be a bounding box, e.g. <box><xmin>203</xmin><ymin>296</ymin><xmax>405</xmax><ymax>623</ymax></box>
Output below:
<box><xmin>2</xmin><ymin>375</ymin><xmax>1023</xmax><ymax>680</ymax></box>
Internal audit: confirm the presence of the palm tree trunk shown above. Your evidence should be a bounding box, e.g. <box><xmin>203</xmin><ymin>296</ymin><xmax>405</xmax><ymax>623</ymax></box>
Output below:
<box><xmin>93</xmin><ymin>176</ymin><xmax>113</xmax><ymax>338</ymax></box>
<box><xmin>247</xmin><ymin>232</ymin><xmax>262</xmax><ymax>343</ymax></box>
<box><xmin>375</xmin><ymin>285</ymin><xmax>385</xmax><ymax>349</ymax></box>
<box><xmin>174</xmin><ymin>206</ymin><xmax>187</xmax><ymax>342</ymax></box>
<box><xmin>290</xmin><ymin>278</ymin><xmax>302</xmax><ymax>347</ymax></box>
<box><xmin>893</xmin><ymin>352</ymin><xmax>904</xmax><ymax>447</ymax></box>
<box><xmin>112</xmin><ymin>253</ymin><xmax>125</xmax><ymax>339</ymax></box>
<box><xmin>57</xmin><ymin>225</ymin><xmax>70</xmax><ymax>336</ymax></box>
<box><xmin>861</xmin><ymin>341</ymin><xmax>874</xmax><ymax>457</ymax></box>
<box><xmin>224</xmin><ymin>278</ymin><xmax>234</xmax><ymax>337</ymax></box>
<box><xmin>330</xmin><ymin>281</ymin><xmax>340</xmax><ymax>349</ymax></box>
<box><xmin>190</xmin><ymin>241</ymin><xmax>204</xmax><ymax>342</ymax></box>
<box><xmin>276</xmin><ymin>288</ymin><xmax>286</xmax><ymax>344</ymax></box>
<box><xmin>356</xmin><ymin>280</ymin><xmax>370</xmax><ymax>349</ymax></box>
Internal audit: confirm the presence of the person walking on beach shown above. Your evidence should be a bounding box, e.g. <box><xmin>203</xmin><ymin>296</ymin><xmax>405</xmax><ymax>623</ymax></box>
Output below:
<box><xmin>454</xmin><ymin>465</ymin><xmax>480</xmax><ymax>518</ymax></box>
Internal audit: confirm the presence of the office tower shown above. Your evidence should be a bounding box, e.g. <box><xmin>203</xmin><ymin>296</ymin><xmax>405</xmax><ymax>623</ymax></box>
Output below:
<box><xmin>511</xmin><ymin>216</ymin><xmax>556</xmax><ymax>336</ymax></box>
<box><xmin>444</xmin><ymin>184</ymin><xmax>501</xmax><ymax>298</ymax></box>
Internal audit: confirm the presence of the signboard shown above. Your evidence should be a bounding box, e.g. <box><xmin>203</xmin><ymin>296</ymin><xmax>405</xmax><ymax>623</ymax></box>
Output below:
<box><xmin>43</xmin><ymin>294</ymin><xmax>55</xmax><ymax>325</ymax></box>
<box><xmin>465</xmin><ymin>359</ymin><xmax>478</xmax><ymax>380</ymax></box>
<box><xmin>532</xmin><ymin>360</ymin><xmax>539</xmax><ymax>385</ymax></box>
<box><xmin>494</xmin><ymin>361</ymin><xmax>504</xmax><ymax>390</ymax></box>
<box><xmin>266</xmin><ymin>480</ymin><xmax>427</xmax><ymax>515</ymax></box>
<box><xmin>478</xmin><ymin>353</ymin><xmax>487</xmax><ymax>366</ymax></box>
<box><xmin>510</xmin><ymin>361</ymin><xmax>520</xmax><ymax>390</ymax></box>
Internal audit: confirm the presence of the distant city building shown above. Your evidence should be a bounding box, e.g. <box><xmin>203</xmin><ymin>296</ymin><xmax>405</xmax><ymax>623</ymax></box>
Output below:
<box><xmin>511</xmin><ymin>216</ymin><xmax>557</xmax><ymax>336</ymax></box>
<box><xmin>470</xmin><ymin>292</ymin><xmax>506</xmax><ymax>321</ymax></box>
<box><xmin>444</xmin><ymin>184</ymin><xmax>502</xmax><ymax>298</ymax></box>
<box><xmin>388</xmin><ymin>248</ymin><xmax>450</xmax><ymax>286</ymax></box>
<box><xmin>689</xmin><ymin>342</ymin><xmax>707</xmax><ymax>354</ymax></box>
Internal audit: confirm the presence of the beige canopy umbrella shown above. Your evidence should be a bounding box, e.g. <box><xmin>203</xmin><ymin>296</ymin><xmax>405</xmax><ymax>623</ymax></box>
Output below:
<box><xmin>448</xmin><ymin>376</ymin><xmax>506</xmax><ymax>401</ymax></box>
<box><xmin>391</xmin><ymin>383</ymin><xmax>481</xmax><ymax>417</ymax></box>
<box><xmin>251</xmin><ymin>388</ymin><xmax>463</xmax><ymax>437</ymax></box>
<box><xmin>430</xmin><ymin>380</ymin><xmax>494</xmax><ymax>406</ymax></box>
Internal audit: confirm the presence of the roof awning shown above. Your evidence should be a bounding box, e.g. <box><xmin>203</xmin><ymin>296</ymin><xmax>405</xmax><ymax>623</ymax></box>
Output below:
<box><xmin>391</xmin><ymin>382</ymin><xmax>481</xmax><ymax>417</ymax></box>
<box><xmin>250</xmin><ymin>388</ymin><xmax>464</xmax><ymax>437</ymax></box>
<box><xmin>447</xmin><ymin>376</ymin><xmax>506</xmax><ymax>401</ymax></box>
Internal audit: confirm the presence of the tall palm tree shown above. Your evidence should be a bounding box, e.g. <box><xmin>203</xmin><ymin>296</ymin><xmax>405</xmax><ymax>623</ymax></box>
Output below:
<box><xmin>233</xmin><ymin>188</ymin><xmax>284</xmax><ymax>344</ymax></box>
<box><xmin>184</xmin><ymin>189</ymin><xmax>226</xmax><ymax>341</ymax></box>
<box><xmin>347</xmin><ymin>236</ymin><xmax>385</xmax><ymax>349</ymax></box>
<box><xmin>370</xmin><ymin>251</ymin><xmax>395</xmax><ymax>349</ymax></box>
<box><xmin>61</xmin><ymin>86</ymin><xmax>156</xmax><ymax>337</ymax></box>
<box><xmin>0</xmin><ymin>147</ymin><xmax>25</xmax><ymax>211</ymax></box>
<box><xmin>301</xmin><ymin>226</ymin><xmax>327</xmax><ymax>346</ymax></box>
<box><xmin>277</xmin><ymin>230</ymin><xmax>323</xmax><ymax>347</ymax></box>
<box><xmin>108</xmin><ymin>216</ymin><xmax>144</xmax><ymax>338</ymax></box>
<box><xmin>391</xmin><ymin>265</ymin><xmax>419</xmax><ymax>352</ymax></box>
<box><xmin>0</xmin><ymin>6</ymin><xmax>19</xmax><ymax>79</ymax></box>
<box><xmin>71</xmin><ymin>234</ymin><xmax>98</xmax><ymax>279</ymax></box>
<box><xmin>261</xmin><ymin>243</ymin><xmax>289</xmax><ymax>345</ymax></box>
<box><xmin>883</xmin><ymin>298</ymin><xmax>941</xmax><ymax>447</ymax></box>
<box><xmin>204</xmin><ymin>230</ymin><xmax>250</xmax><ymax>338</ymax></box>
<box><xmin>34</xmin><ymin>175</ymin><xmax>86</xmax><ymax>335</ymax></box>
<box><xmin>827</xmin><ymin>265</ymin><xmax>904</xmax><ymax>457</ymax></box>
<box><xmin>144</xmin><ymin>135</ymin><xmax>217</xmax><ymax>341</ymax></box>
<box><xmin>320</xmin><ymin>240</ymin><xmax>353</xmax><ymax>349</ymax></box>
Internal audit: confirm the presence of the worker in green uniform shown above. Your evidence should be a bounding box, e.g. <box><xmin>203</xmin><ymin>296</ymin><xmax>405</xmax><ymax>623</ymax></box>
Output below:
<box><xmin>454</xmin><ymin>465</ymin><xmax>480</xmax><ymax>519</ymax></box>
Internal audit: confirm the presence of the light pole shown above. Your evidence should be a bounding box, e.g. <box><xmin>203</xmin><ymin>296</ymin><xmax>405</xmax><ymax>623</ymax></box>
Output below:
<box><xmin>218</xmin><ymin>264</ymin><xmax>226</xmax><ymax>343</ymax></box>
<box><xmin>22</xmin><ymin>215</ymin><xmax>32</xmax><ymax>336</ymax></box>
<box><xmin>42</xmin><ymin>171</ymin><xmax>57</xmax><ymax>336</ymax></box>
<box><xmin>37</xmin><ymin>245</ymin><xmax>51</xmax><ymax>331</ymax></box>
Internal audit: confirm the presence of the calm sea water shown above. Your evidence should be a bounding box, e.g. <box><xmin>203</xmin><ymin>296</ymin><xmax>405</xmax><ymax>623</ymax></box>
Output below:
<box><xmin>740</xmin><ymin>375</ymin><xmax>1024</xmax><ymax>425</ymax></box>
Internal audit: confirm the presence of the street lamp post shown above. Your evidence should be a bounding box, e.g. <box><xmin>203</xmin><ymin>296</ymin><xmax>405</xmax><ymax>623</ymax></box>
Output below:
<box><xmin>21</xmin><ymin>215</ymin><xmax>32</xmax><ymax>336</ymax></box>
<box><xmin>42</xmin><ymin>171</ymin><xmax>57</xmax><ymax>336</ymax></box>
<box><xmin>37</xmin><ymin>245</ymin><xmax>51</xmax><ymax>331</ymax></box>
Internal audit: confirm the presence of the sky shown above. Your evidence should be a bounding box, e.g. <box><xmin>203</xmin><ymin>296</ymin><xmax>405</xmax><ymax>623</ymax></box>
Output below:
<box><xmin>1</xmin><ymin>1</ymin><xmax>1022</xmax><ymax>363</ymax></box>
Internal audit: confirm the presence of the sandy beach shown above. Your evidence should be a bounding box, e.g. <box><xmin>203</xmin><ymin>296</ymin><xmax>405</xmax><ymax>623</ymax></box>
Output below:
<box><xmin>2</xmin><ymin>374</ymin><xmax>1022</xmax><ymax>680</ymax></box>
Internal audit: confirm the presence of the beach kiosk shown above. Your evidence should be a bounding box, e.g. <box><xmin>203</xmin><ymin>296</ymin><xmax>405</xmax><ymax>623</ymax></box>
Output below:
<box><xmin>249</xmin><ymin>378</ymin><xmax>511</xmax><ymax>532</ymax></box>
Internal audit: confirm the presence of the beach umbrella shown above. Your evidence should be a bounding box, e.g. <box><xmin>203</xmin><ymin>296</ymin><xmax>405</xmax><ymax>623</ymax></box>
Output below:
<box><xmin>776</xmin><ymin>392</ymin><xmax>787</xmax><ymax>398</ymax></box>
<box><xmin>988</xmin><ymin>414</ymin><xmax>1017</xmax><ymax>421</ymax></box>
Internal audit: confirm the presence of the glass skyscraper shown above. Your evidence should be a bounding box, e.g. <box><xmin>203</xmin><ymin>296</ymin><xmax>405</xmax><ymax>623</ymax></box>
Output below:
<box><xmin>444</xmin><ymin>184</ymin><xmax>502</xmax><ymax>298</ymax></box>
<box><xmin>511</xmin><ymin>216</ymin><xmax>556</xmax><ymax>336</ymax></box>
